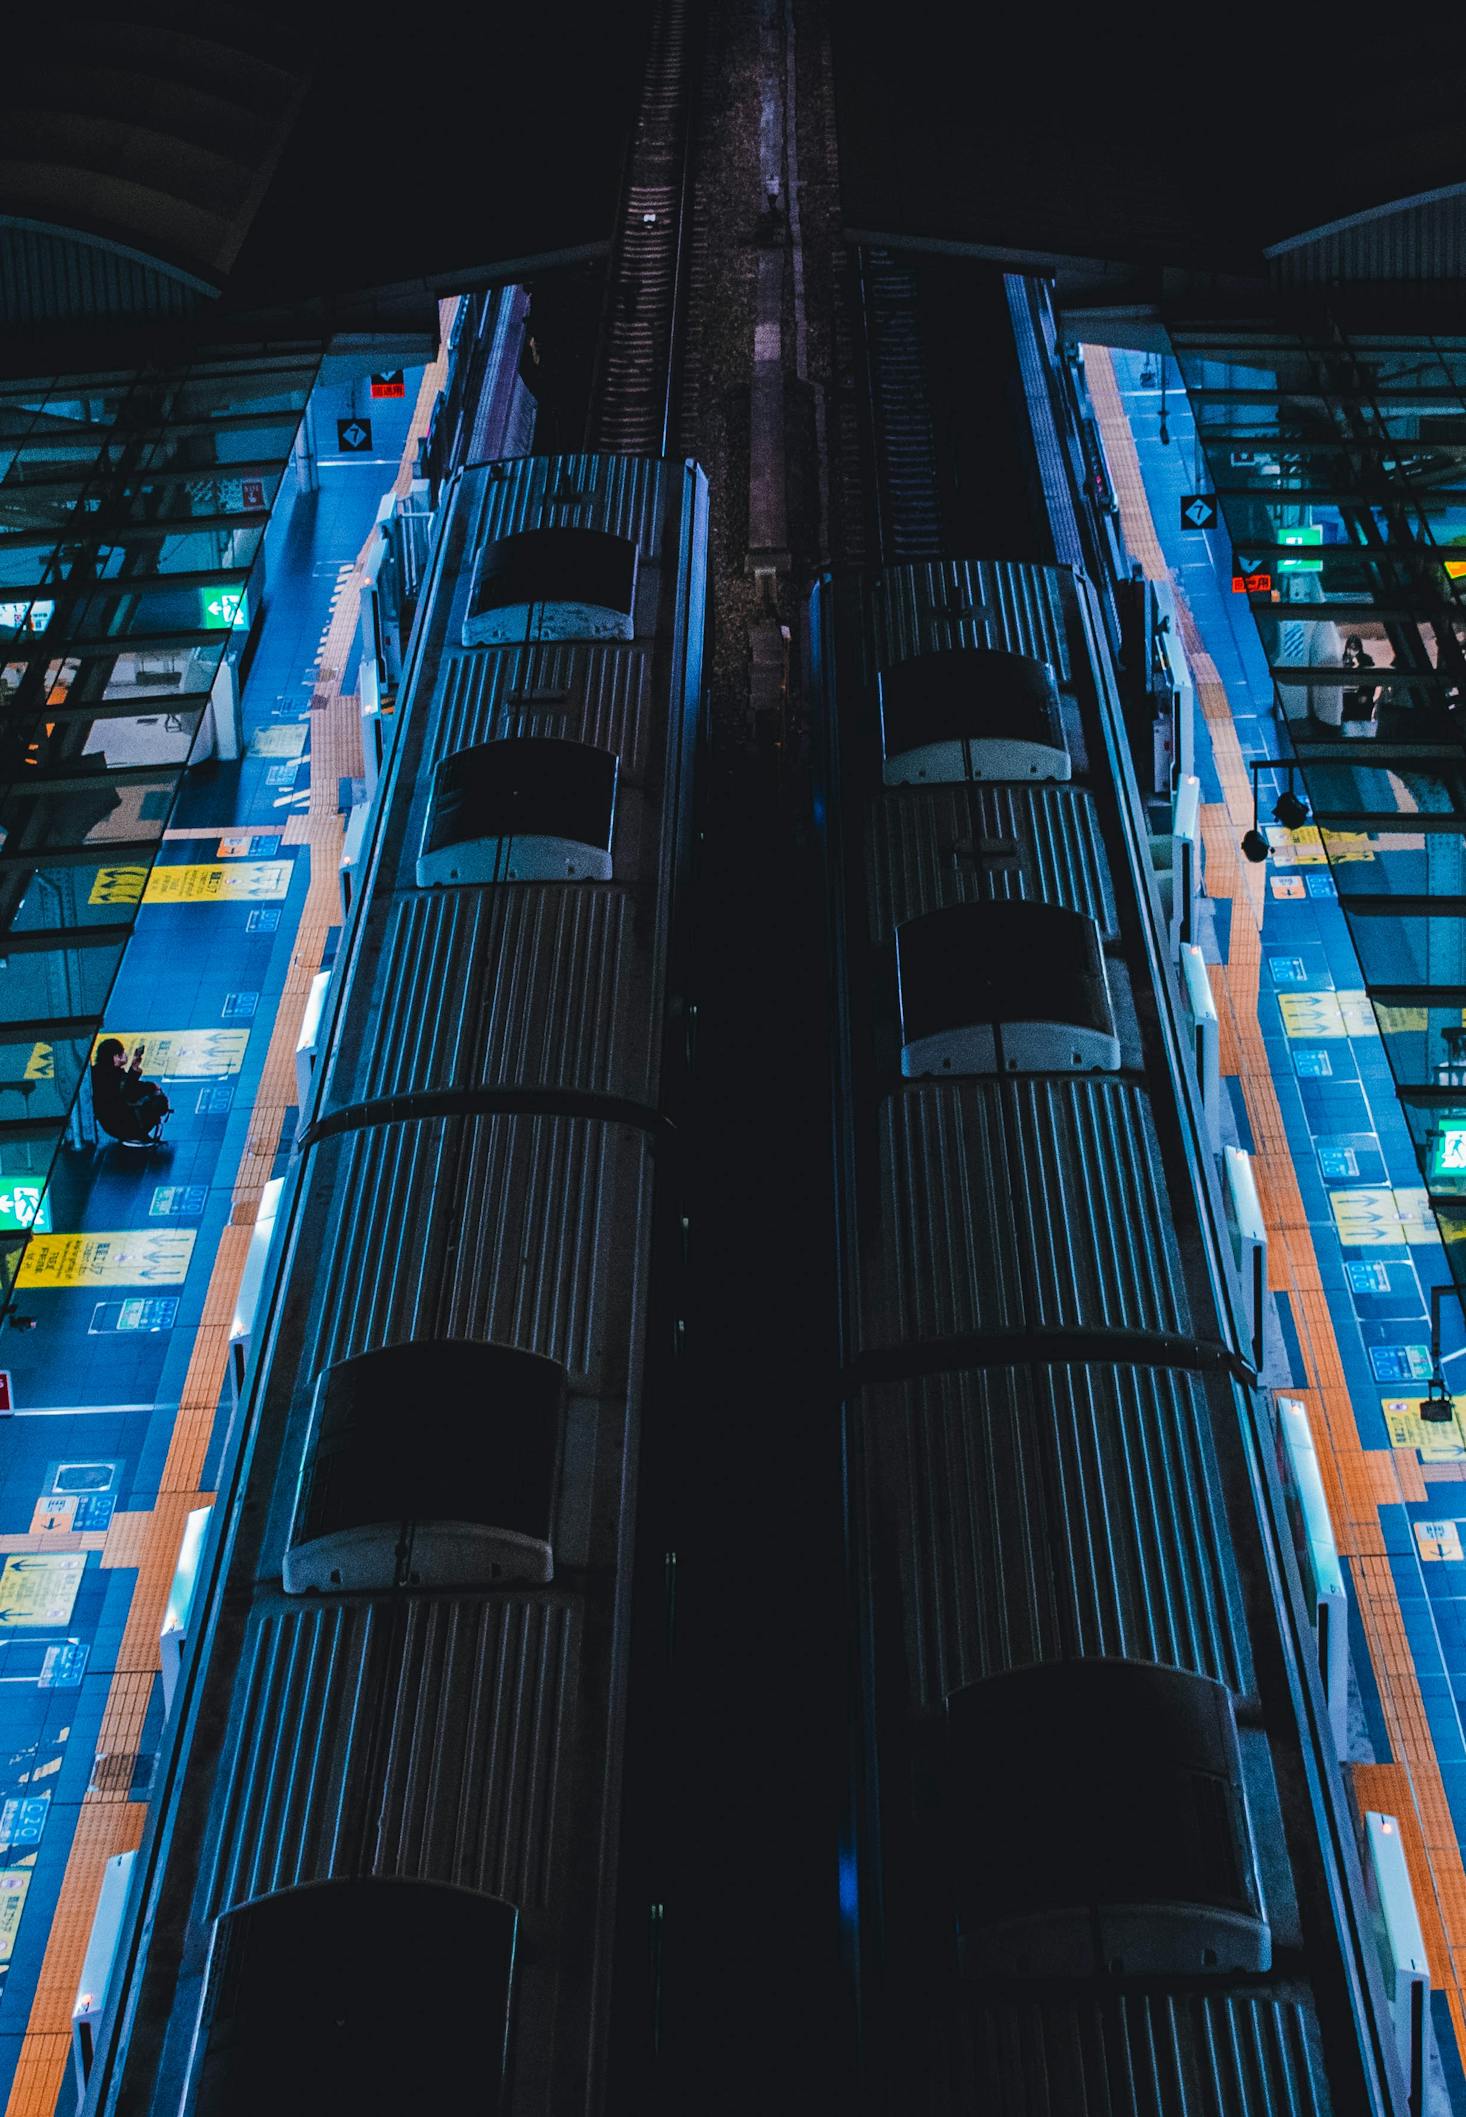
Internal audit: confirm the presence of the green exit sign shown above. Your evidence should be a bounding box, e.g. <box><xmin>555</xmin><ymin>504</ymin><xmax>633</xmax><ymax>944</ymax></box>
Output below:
<box><xmin>1279</xmin><ymin>525</ymin><xmax>1323</xmax><ymax>572</ymax></box>
<box><xmin>1431</xmin><ymin>1120</ymin><xmax>1466</xmax><ymax>1183</ymax></box>
<box><xmin>0</xmin><ymin>1178</ymin><xmax>50</xmax><ymax>1233</ymax></box>
<box><xmin>200</xmin><ymin>586</ymin><xmax>249</xmax><ymax>631</ymax></box>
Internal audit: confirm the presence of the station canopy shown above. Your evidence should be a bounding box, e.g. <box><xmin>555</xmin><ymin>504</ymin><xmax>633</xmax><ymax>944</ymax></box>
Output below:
<box><xmin>832</xmin><ymin>12</ymin><xmax>1466</xmax><ymax>302</ymax></box>
<box><xmin>2</xmin><ymin>2</ymin><xmax>656</xmax><ymax>369</ymax></box>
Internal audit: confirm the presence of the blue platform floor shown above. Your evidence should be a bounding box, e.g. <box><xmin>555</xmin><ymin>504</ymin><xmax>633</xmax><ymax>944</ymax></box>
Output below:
<box><xmin>1110</xmin><ymin>346</ymin><xmax>1466</xmax><ymax>2104</ymax></box>
<box><xmin>0</xmin><ymin>373</ymin><xmax>421</xmax><ymax>2108</ymax></box>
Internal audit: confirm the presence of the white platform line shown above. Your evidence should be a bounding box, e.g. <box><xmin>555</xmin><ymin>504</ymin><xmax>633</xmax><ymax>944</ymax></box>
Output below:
<box><xmin>3</xmin><ymin>1403</ymin><xmax>161</xmax><ymax>1418</ymax></box>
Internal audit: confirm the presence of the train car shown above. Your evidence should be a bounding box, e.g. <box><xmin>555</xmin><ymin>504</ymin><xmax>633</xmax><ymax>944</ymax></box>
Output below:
<box><xmin>812</xmin><ymin>554</ymin><xmax>1402</xmax><ymax>2114</ymax></box>
<box><xmin>89</xmin><ymin>452</ymin><xmax>708</xmax><ymax>2116</ymax></box>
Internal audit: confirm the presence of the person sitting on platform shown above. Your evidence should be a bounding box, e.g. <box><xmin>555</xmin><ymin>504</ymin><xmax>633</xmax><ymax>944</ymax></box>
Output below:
<box><xmin>91</xmin><ymin>1038</ymin><xmax>171</xmax><ymax>1145</ymax></box>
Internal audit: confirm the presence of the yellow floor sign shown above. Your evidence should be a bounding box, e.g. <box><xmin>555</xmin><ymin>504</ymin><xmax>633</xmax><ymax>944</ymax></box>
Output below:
<box><xmin>0</xmin><ymin>1555</ymin><xmax>85</xmax><ymax>1628</ymax></box>
<box><xmin>1415</xmin><ymin>1520</ymin><xmax>1465</xmax><ymax>1562</ymax></box>
<box><xmin>0</xmin><ymin>1872</ymin><xmax>30</xmax><ymax>1964</ymax></box>
<box><xmin>1331</xmin><ymin>1190</ymin><xmax>1405</xmax><ymax>1247</ymax></box>
<box><xmin>29</xmin><ymin>1496</ymin><xmax>80</xmax><ymax>1535</ymax></box>
<box><xmin>1266</xmin><ymin>825</ymin><xmax>1377</xmax><ymax>866</ymax></box>
<box><xmin>17</xmin><ymin>1228</ymin><xmax>196</xmax><ymax>1289</ymax></box>
<box><xmin>248</xmin><ymin>723</ymin><xmax>307</xmax><ymax>758</ymax></box>
<box><xmin>1278</xmin><ymin>991</ymin><xmax>1380</xmax><ymax>1041</ymax></box>
<box><xmin>1330</xmin><ymin>1188</ymin><xmax>1441</xmax><ymax>1249</ymax></box>
<box><xmin>1280</xmin><ymin>994</ymin><xmax>1346</xmax><ymax>1039</ymax></box>
<box><xmin>1393</xmin><ymin>1188</ymin><xmax>1436</xmax><ymax>1242</ymax></box>
<box><xmin>92</xmin><ymin>1030</ymin><xmax>248</xmax><ymax>1078</ymax></box>
<box><xmin>1385</xmin><ymin>1396</ymin><xmax>1466</xmax><ymax>1458</ymax></box>
<box><xmin>89</xmin><ymin>860</ymin><xmax>292</xmax><ymax>907</ymax></box>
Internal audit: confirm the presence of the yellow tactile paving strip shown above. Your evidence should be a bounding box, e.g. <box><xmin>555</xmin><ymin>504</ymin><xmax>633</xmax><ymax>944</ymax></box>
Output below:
<box><xmin>1090</xmin><ymin>344</ymin><xmax>1466</xmax><ymax>2062</ymax></box>
<box><xmin>3</xmin><ymin>315</ymin><xmax>456</xmax><ymax>2117</ymax></box>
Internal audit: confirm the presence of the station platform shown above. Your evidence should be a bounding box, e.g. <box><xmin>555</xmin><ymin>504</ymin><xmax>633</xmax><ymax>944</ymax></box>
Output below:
<box><xmin>1092</xmin><ymin>343</ymin><xmax>1466</xmax><ymax>2105</ymax></box>
<box><xmin>0</xmin><ymin>351</ymin><xmax>446</xmax><ymax>2117</ymax></box>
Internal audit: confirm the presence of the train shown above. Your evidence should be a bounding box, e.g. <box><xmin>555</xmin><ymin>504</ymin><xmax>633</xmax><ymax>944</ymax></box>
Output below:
<box><xmin>85</xmin><ymin>451</ymin><xmax>708</xmax><ymax>2114</ymax></box>
<box><xmin>810</xmin><ymin>528</ymin><xmax>1406</xmax><ymax>2104</ymax></box>
<box><xmin>73</xmin><ymin>261</ymin><xmax>1422</xmax><ymax>2116</ymax></box>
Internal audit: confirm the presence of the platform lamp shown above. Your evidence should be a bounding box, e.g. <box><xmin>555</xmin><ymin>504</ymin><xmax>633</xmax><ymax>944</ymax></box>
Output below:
<box><xmin>1241</xmin><ymin>758</ymin><xmax>1310</xmax><ymax>863</ymax></box>
<box><xmin>1422</xmin><ymin>1284</ymin><xmax>1466</xmax><ymax>1422</ymax></box>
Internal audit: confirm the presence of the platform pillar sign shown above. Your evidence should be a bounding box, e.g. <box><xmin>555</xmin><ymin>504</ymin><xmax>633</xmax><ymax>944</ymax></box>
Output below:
<box><xmin>337</xmin><ymin>417</ymin><xmax>373</xmax><ymax>453</ymax></box>
<box><xmin>1180</xmin><ymin>493</ymin><xmax>1217</xmax><ymax>531</ymax></box>
<box><xmin>370</xmin><ymin>372</ymin><xmax>405</xmax><ymax>400</ymax></box>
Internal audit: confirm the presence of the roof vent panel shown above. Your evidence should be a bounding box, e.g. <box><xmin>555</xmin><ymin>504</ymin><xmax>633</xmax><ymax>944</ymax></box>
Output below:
<box><xmin>196</xmin><ymin>1879</ymin><xmax>516</xmax><ymax>2115</ymax></box>
<box><xmin>946</xmin><ymin>1660</ymin><xmax>1267</xmax><ymax>1977</ymax></box>
<box><xmin>880</xmin><ymin>648</ymin><xmax>1070</xmax><ymax>785</ymax></box>
<box><xmin>417</xmin><ymin>736</ymin><xmax>617</xmax><ymax>886</ymax></box>
<box><xmin>464</xmin><ymin>526</ymin><xmax>637</xmax><ymax>646</ymax></box>
<box><xmin>896</xmin><ymin>901</ymin><xmax>1118</xmax><ymax>1076</ymax></box>
<box><xmin>284</xmin><ymin>1340</ymin><xmax>564</xmax><ymax>1593</ymax></box>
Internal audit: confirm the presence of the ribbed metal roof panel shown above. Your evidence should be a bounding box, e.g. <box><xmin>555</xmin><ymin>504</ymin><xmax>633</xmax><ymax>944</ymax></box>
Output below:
<box><xmin>0</xmin><ymin>222</ymin><xmax>202</xmax><ymax>328</ymax></box>
<box><xmin>204</xmin><ymin>1598</ymin><xmax>583</xmax><ymax>1917</ymax></box>
<box><xmin>307</xmin><ymin>1117</ymin><xmax>651</xmax><ymax>1391</ymax></box>
<box><xmin>430</xmin><ymin>644</ymin><xmax>654</xmax><ymax>779</ymax></box>
<box><xmin>872</xmin><ymin>560</ymin><xmax>1072</xmax><ymax>680</ymax></box>
<box><xmin>930</xmin><ymin>1990</ymin><xmax>1331</xmax><ymax>2115</ymax></box>
<box><xmin>871</xmin><ymin>1079</ymin><xmax>1188</xmax><ymax>1346</ymax></box>
<box><xmin>462</xmin><ymin>454</ymin><xmax>679</xmax><ymax>570</ymax></box>
<box><xmin>866</xmin><ymin>783</ymin><xmax>1115</xmax><ymax>941</ymax></box>
<box><xmin>1269</xmin><ymin>194</ymin><xmax>1466</xmax><ymax>285</ymax></box>
<box><xmin>854</xmin><ymin>1364</ymin><xmax>1251</xmax><ymax>1703</ymax></box>
<box><xmin>5</xmin><ymin>9</ymin><xmax>310</xmax><ymax>286</ymax></box>
<box><xmin>323</xmin><ymin>888</ymin><xmax>655</xmax><ymax>1111</ymax></box>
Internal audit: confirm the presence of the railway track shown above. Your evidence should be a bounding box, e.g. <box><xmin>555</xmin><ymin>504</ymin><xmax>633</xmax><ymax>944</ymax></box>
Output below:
<box><xmin>588</xmin><ymin>0</ymin><xmax>696</xmax><ymax>455</ymax></box>
<box><xmin>856</xmin><ymin>246</ymin><xmax>945</xmax><ymax>564</ymax></box>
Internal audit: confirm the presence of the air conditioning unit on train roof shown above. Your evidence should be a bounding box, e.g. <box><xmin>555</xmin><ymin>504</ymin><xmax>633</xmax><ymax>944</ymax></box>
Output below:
<box><xmin>895</xmin><ymin>900</ymin><xmax>1120</xmax><ymax>1077</ymax></box>
<box><xmin>194</xmin><ymin>1880</ymin><xmax>518</xmax><ymax>2117</ymax></box>
<box><xmin>879</xmin><ymin>647</ymin><xmax>1070</xmax><ymax>786</ymax></box>
<box><xmin>944</xmin><ymin>1660</ymin><xmax>1270</xmax><ymax>1979</ymax></box>
<box><xmin>283</xmin><ymin>1340</ymin><xmax>564</xmax><ymax>1594</ymax></box>
<box><xmin>417</xmin><ymin>736</ymin><xmax>617</xmax><ymax>886</ymax></box>
<box><xmin>462</xmin><ymin>524</ymin><xmax>638</xmax><ymax>646</ymax></box>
